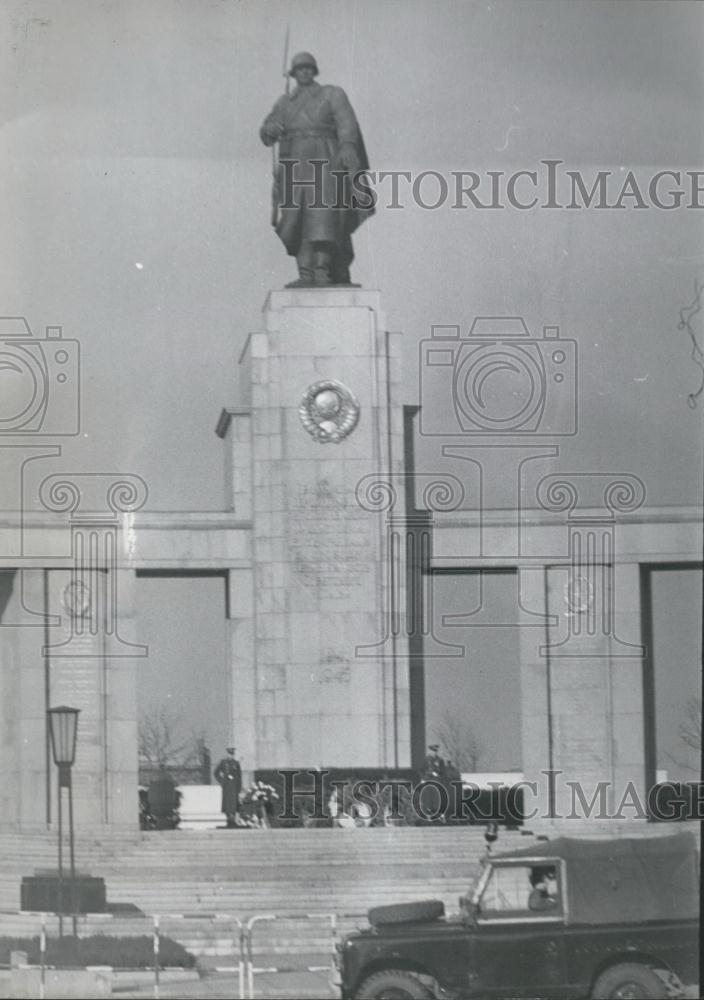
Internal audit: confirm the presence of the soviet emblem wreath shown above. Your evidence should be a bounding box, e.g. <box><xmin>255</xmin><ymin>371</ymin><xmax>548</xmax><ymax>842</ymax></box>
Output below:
<box><xmin>299</xmin><ymin>380</ymin><xmax>360</xmax><ymax>444</ymax></box>
<box><xmin>62</xmin><ymin>580</ymin><xmax>92</xmax><ymax>619</ymax></box>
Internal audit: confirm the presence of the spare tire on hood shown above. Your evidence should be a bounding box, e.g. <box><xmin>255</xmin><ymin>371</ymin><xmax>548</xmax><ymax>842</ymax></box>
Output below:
<box><xmin>368</xmin><ymin>899</ymin><xmax>445</xmax><ymax>927</ymax></box>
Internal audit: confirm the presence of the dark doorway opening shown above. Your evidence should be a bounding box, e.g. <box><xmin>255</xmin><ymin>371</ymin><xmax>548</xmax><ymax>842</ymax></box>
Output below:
<box><xmin>135</xmin><ymin>571</ymin><xmax>229</xmax><ymax>786</ymax></box>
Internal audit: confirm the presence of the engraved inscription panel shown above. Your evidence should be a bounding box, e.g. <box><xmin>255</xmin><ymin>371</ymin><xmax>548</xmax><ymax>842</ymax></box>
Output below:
<box><xmin>287</xmin><ymin>477</ymin><xmax>376</xmax><ymax>604</ymax></box>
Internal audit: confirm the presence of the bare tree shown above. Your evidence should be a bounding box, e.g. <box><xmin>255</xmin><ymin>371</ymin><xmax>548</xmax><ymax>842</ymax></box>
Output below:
<box><xmin>434</xmin><ymin>709</ymin><xmax>483</xmax><ymax>771</ymax></box>
<box><xmin>138</xmin><ymin>706</ymin><xmax>204</xmax><ymax>769</ymax></box>
<box><xmin>679</xmin><ymin>696</ymin><xmax>702</xmax><ymax>752</ymax></box>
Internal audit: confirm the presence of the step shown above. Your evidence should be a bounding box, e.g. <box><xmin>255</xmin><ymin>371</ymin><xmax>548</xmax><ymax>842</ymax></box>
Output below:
<box><xmin>0</xmin><ymin>826</ymin><xmax>521</xmax><ymax>958</ymax></box>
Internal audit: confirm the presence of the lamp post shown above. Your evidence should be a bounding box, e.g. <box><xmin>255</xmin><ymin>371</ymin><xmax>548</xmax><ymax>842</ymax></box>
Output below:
<box><xmin>47</xmin><ymin>706</ymin><xmax>80</xmax><ymax>937</ymax></box>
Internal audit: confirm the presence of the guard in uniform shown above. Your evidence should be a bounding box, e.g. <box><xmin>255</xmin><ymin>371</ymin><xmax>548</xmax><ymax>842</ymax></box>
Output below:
<box><xmin>214</xmin><ymin>746</ymin><xmax>242</xmax><ymax>828</ymax></box>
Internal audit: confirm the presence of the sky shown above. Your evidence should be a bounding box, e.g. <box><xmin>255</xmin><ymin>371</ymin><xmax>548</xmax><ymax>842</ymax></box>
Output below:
<box><xmin>0</xmin><ymin>0</ymin><xmax>702</xmax><ymax>764</ymax></box>
<box><xmin>1</xmin><ymin>0</ymin><xmax>702</xmax><ymax>510</ymax></box>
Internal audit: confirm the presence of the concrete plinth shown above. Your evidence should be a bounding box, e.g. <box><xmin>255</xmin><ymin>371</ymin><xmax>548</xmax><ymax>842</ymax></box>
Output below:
<box><xmin>223</xmin><ymin>289</ymin><xmax>409</xmax><ymax>769</ymax></box>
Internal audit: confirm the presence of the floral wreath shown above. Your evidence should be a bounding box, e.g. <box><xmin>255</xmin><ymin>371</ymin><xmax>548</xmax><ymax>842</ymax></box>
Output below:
<box><xmin>62</xmin><ymin>580</ymin><xmax>92</xmax><ymax>619</ymax></box>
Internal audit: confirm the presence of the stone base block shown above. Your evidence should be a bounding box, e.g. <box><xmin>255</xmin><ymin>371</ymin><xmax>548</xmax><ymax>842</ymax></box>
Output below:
<box><xmin>11</xmin><ymin>966</ymin><xmax>112</xmax><ymax>999</ymax></box>
<box><xmin>20</xmin><ymin>873</ymin><xmax>107</xmax><ymax>914</ymax></box>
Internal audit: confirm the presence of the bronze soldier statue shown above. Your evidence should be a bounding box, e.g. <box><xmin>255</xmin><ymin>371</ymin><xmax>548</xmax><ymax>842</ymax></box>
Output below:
<box><xmin>214</xmin><ymin>746</ymin><xmax>242</xmax><ymax>828</ymax></box>
<box><xmin>260</xmin><ymin>51</ymin><xmax>374</xmax><ymax>287</ymax></box>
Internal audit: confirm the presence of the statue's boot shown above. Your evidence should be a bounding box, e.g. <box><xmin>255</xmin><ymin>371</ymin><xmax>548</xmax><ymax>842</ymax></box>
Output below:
<box><xmin>312</xmin><ymin>249</ymin><xmax>333</xmax><ymax>286</ymax></box>
<box><xmin>285</xmin><ymin>247</ymin><xmax>314</xmax><ymax>287</ymax></box>
<box><xmin>330</xmin><ymin>247</ymin><xmax>355</xmax><ymax>286</ymax></box>
<box><xmin>332</xmin><ymin>263</ymin><xmax>351</xmax><ymax>285</ymax></box>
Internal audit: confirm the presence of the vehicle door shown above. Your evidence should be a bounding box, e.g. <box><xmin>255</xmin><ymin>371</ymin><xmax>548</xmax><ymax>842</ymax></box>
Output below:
<box><xmin>470</xmin><ymin>857</ymin><xmax>568</xmax><ymax>998</ymax></box>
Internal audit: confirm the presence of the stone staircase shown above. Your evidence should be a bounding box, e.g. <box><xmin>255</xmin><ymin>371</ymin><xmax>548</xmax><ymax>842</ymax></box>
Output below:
<box><xmin>0</xmin><ymin>826</ymin><xmax>530</xmax><ymax>963</ymax></box>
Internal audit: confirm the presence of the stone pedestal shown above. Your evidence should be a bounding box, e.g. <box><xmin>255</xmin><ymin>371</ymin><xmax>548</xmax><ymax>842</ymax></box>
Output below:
<box><xmin>226</xmin><ymin>289</ymin><xmax>409</xmax><ymax>769</ymax></box>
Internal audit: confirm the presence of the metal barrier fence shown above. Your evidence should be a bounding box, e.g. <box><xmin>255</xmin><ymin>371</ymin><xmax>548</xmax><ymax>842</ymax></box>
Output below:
<box><xmin>244</xmin><ymin>912</ymin><xmax>336</xmax><ymax>999</ymax></box>
<box><xmin>4</xmin><ymin>907</ymin><xmax>367</xmax><ymax>999</ymax></box>
<box><xmin>151</xmin><ymin>913</ymin><xmax>244</xmax><ymax>999</ymax></box>
<box><xmin>8</xmin><ymin>910</ymin><xmax>245</xmax><ymax>999</ymax></box>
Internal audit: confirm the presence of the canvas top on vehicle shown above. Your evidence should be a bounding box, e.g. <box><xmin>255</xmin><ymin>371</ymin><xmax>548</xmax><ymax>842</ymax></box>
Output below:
<box><xmin>484</xmin><ymin>831</ymin><xmax>699</xmax><ymax>925</ymax></box>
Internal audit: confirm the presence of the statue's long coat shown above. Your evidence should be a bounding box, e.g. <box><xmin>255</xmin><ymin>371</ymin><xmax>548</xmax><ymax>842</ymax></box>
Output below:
<box><xmin>214</xmin><ymin>756</ymin><xmax>242</xmax><ymax>815</ymax></box>
<box><xmin>260</xmin><ymin>82</ymin><xmax>373</xmax><ymax>261</ymax></box>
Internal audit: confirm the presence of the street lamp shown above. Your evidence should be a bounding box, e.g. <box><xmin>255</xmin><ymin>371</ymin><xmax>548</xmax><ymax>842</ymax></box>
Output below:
<box><xmin>484</xmin><ymin>821</ymin><xmax>499</xmax><ymax>853</ymax></box>
<box><xmin>47</xmin><ymin>706</ymin><xmax>80</xmax><ymax>937</ymax></box>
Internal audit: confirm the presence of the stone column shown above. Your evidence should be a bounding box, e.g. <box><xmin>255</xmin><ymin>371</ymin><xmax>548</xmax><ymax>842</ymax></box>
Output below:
<box><xmin>216</xmin><ymin>409</ymin><xmax>257</xmax><ymax>777</ymax></box>
<box><xmin>610</xmin><ymin>562</ymin><xmax>648</xmax><ymax>807</ymax></box>
<box><xmin>0</xmin><ymin>569</ymin><xmax>48</xmax><ymax>832</ymax></box>
<box><xmin>530</xmin><ymin>473</ymin><xmax>648</xmax><ymax>829</ymax></box>
<box><xmin>104</xmin><ymin>567</ymin><xmax>140</xmax><ymax>830</ymax></box>
<box><xmin>517</xmin><ymin>567</ymin><xmax>554</xmax><ymax>824</ymax></box>
<box><xmin>37</xmin><ymin>474</ymin><xmax>147</xmax><ymax>830</ymax></box>
<box><xmin>228</xmin><ymin>565</ymin><xmax>256</xmax><ymax>781</ymax></box>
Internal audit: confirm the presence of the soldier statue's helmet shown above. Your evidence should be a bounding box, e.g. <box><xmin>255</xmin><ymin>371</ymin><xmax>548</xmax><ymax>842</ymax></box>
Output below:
<box><xmin>289</xmin><ymin>52</ymin><xmax>319</xmax><ymax>76</ymax></box>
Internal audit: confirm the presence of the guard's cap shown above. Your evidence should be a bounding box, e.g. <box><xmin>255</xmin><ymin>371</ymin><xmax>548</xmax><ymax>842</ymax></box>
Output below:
<box><xmin>289</xmin><ymin>52</ymin><xmax>319</xmax><ymax>76</ymax></box>
<box><xmin>428</xmin><ymin>744</ymin><xmax>440</xmax><ymax>752</ymax></box>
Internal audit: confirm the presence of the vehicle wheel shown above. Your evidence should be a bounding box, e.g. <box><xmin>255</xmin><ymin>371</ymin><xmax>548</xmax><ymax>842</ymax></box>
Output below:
<box><xmin>367</xmin><ymin>900</ymin><xmax>444</xmax><ymax>927</ymax></box>
<box><xmin>592</xmin><ymin>963</ymin><xmax>667</xmax><ymax>999</ymax></box>
<box><xmin>355</xmin><ymin>969</ymin><xmax>433</xmax><ymax>999</ymax></box>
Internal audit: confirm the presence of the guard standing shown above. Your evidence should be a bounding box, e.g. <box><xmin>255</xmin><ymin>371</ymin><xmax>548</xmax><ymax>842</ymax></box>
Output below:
<box><xmin>214</xmin><ymin>746</ymin><xmax>242</xmax><ymax>828</ymax></box>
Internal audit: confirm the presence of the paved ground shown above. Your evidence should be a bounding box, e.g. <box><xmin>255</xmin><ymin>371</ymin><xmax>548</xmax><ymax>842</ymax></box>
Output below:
<box><xmin>0</xmin><ymin>966</ymin><xmax>336</xmax><ymax>999</ymax></box>
<box><xmin>110</xmin><ymin>971</ymin><xmax>704</xmax><ymax>1000</ymax></box>
<box><xmin>108</xmin><ymin>970</ymin><xmax>704</xmax><ymax>1000</ymax></box>
<box><xmin>1</xmin><ymin>963</ymin><xmax>699</xmax><ymax>999</ymax></box>
<box><xmin>116</xmin><ymin>968</ymin><xmax>334</xmax><ymax>998</ymax></box>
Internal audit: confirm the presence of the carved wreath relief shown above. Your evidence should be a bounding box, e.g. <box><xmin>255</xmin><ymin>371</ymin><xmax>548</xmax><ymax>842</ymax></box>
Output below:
<box><xmin>298</xmin><ymin>380</ymin><xmax>360</xmax><ymax>443</ymax></box>
<box><xmin>62</xmin><ymin>580</ymin><xmax>92</xmax><ymax>619</ymax></box>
